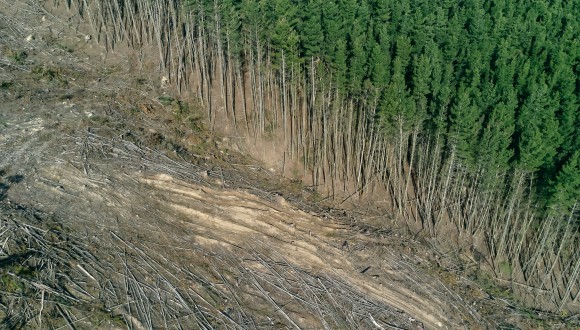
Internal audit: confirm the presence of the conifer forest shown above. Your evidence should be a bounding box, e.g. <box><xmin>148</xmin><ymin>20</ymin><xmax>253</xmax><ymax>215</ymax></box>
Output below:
<box><xmin>64</xmin><ymin>0</ymin><xmax>578</xmax><ymax>312</ymax></box>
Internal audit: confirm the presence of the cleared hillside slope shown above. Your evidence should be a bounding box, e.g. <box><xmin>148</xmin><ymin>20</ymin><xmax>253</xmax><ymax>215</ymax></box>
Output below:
<box><xmin>0</xmin><ymin>0</ymin><xmax>576</xmax><ymax>329</ymax></box>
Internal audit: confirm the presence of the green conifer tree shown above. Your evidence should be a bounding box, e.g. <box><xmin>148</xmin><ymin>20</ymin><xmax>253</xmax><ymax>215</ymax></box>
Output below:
<box><xmin>301</xmin><ymin>0</ymin><xmax>323</xmax><ymax>58</ymax></box>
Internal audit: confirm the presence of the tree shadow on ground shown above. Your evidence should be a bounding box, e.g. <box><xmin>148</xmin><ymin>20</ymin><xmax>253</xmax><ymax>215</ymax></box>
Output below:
<box><xmin>0</xmin><ymin>170</ymin><xmax>24</xmax><ymax>201</ymax></box>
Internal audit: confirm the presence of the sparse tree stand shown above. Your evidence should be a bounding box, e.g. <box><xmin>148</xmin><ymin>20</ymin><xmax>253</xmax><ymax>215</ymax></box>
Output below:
<box><xmin>67</xmin><ymin>0</ymin><xmax>579</xmax><ymax>313</ymax></box>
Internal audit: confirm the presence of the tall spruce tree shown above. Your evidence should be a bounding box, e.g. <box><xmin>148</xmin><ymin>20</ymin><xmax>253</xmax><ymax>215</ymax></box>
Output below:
<box><xmin>301</xmin><ymin>0</ymin><xmax>323</xmax><ymax>59</ymax></box>
<box><xmin>549</xmin><ymin>151</ymin><xmax>580</xmax><ymax>215</ymax></box>
<box><xmin>516</xmin><ymin>79</ymin><xmax>561</xmax><ymax>174</ymax></box>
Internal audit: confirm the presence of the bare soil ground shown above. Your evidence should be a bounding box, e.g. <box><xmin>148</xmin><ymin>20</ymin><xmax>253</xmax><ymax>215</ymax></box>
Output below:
<box><xmin>0</xmin><ymin>1</ymin><xmax>577</xmax><ymax>329</ymax></box>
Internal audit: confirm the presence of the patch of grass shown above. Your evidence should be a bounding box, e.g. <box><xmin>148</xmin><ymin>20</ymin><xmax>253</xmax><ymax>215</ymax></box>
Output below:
<box><xmin>99</xmin><ymin>67</ymin><xmax>113</xmax><ymax>76</ymax></box>
<box><xmin>473</xmin><ymin>270</ymin><xmax>514</xmax><ymax>300</ymax></box>
<box><xmin>109</xmin><ymin>314</ymin><xmax>127</xmax><ymax>327</ymax></box>
<box><xmin>497</xmin><ymin>322</ymin><xmax>520</xmax><ymax>329</ymax></box>
<box><xmin>7</xmin><ymin>49</ymin><xmax>27</xmax><ymax>64</ymax></box>
<box><xmin>88</xmin><ymin>115</ymin><xmax>111</xmax><ymax>125</ymax></box>
<box><xmin>498</xmin><ymin>261</ymin><xmax>512</xmax><ymax>277</ymax></box>
<box><xmin>0</xmin><ymin>81</ymin><xmax>13</xmax><ymax>89</ymax></box>
<box><xmin>0</xmin><ymin>261</ymin><xmax>40</xmax><ymax>294</ymax></box>
<box><xmin>159</xmin><ymin>95</ymin><xmax>192</xmax><ymax>115</ymax></box>
<box><xmin>55</xmin><ymin>43</ymin><xmax>74</xmax><ymax>53</ymax></box>
<box><xmin>158</xmin><ymin>95</ymin><xmax>175</xmax><ymax>106</ymax></box>
<box><xmin>1</xmin><ymin>274</ymin><xmax>24</xmax><ymax>293</ymax></box>
<box><xmin>161</xmin><ymin>96</ymin><xmax>206</xmax><ymax>132</ymax></box>
<box><xmin>87</xmin><ymin>309</ymin><xmax>113</xmax><ymax>327</ymax></box>
<box><xmin>187</xmin><ymin>113</ymin><xmax>205</xmax><ymax>132</ymax></box>
<box><xmin>32</xmin><ymin>65</ymin><xmax>67</xmax><ymax>84</ymax></box>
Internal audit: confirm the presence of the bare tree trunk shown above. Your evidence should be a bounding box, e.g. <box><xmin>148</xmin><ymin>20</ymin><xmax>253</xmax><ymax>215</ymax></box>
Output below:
<box><xmin>496</xmin><ymin>171</ymin><xmax>525</xmax><ymax>263</ymax></box>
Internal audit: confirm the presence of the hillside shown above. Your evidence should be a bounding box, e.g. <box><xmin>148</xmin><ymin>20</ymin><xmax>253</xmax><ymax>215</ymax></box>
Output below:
<box><xmin>0</xmin><ymin>0</ymin><xmax>578</xmax><ymax>329</ymax></box>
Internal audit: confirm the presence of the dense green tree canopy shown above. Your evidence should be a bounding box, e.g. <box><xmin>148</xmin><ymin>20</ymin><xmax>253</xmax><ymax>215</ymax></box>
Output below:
<box><xmin>184</xmin><ymin>0</ymin><xmax>579</xmax><ymax>214</ymax></box>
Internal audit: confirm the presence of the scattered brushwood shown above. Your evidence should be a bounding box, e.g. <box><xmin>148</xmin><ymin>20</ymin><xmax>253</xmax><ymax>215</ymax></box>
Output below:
<box><xmin>0</xmin><ymin>204</ymin><xmax>115</xmax><ymax>329</ymax></box>
<box><xmin>0</xmin><ymin>124</ymin><xmax>421</xmax><ymax>328</ymax></box>
<box><xmin>0</xmin><ymin>198</ymin><xmax>417</xmax><ymax>329</ymax></box>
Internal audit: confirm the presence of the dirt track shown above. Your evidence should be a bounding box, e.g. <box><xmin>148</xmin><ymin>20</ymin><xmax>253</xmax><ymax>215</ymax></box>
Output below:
<box><xmin>2</xmin><ymin>1</ymin><xmax>575</xmax><ymax>329</ymax></box>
